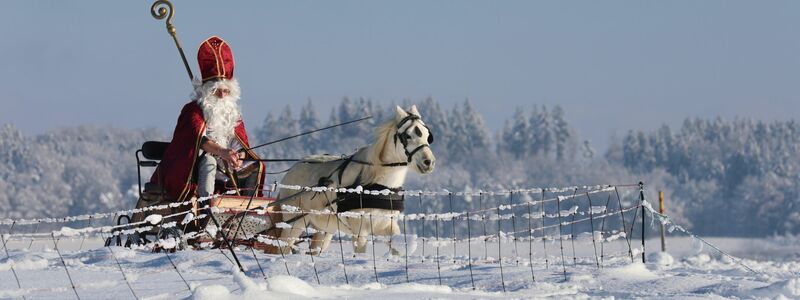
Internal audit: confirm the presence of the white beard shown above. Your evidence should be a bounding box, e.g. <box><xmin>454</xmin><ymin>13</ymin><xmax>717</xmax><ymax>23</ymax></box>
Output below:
<box><xmin>194</xmin><ymin>79</ymin><xmax>242</xmax><ymax>147</ymax></box>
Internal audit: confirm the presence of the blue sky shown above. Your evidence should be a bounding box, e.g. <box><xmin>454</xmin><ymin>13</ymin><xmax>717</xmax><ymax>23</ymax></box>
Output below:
<box><xmin>1</xmin><ymin>1</ymin><xmax>798</xmax><ymax>150</ymax></box>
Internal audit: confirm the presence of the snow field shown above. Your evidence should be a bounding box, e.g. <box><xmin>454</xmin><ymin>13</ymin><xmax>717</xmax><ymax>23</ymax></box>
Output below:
<box><xmin>0</xmin><ymin>236</ymin><xmax>798</xmax><ymax>299</ymax></box>
<box><xmin>1</xmin><ymin>184</ymin><xmax>797</xmax><ymax>299</ymax></box>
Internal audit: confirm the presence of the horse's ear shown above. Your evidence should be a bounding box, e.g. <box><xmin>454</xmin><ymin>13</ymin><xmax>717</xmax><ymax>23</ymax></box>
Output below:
<box><xmin>409</xmin><ymin>105</ymin><xmax>421</xmax><ymax>117</ymax></box>
<box><xmin>395</xmin><ymin>105</ymin><xmax>408</xmax><ymax>119</ymax></box>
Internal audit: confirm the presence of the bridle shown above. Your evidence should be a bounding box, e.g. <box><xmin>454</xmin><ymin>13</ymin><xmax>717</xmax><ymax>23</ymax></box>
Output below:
<box><xmin>393</xmin><ymin>113</ymin><xmax>434</xmax><ymax>163</ymax></box>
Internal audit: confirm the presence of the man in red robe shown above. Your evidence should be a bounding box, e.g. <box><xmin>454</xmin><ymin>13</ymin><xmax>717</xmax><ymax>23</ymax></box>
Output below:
<box><xmin>150</xmin><ymin>36</ymin><xmax>265</xmax><ymax>202</ymax></box>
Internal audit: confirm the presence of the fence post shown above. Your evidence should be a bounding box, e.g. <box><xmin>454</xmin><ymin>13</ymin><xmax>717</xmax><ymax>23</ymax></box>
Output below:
<box><xmin>639</xmin><ymin>182</ymin><xmax>646</xmax><ymax>263</ymax></box>
<box><xmin>659</xmin><ymin>191</ymin><xmax>666</xmax><ymax>252</ymax></box>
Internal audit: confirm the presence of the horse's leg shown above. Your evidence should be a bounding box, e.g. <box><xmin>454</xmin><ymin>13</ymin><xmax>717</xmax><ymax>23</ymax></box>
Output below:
<box><xmin>388</xmin><ymin>218</ymin><xmax>402</xmax><ymax>256</ymax></box>
<box><xmin>306</xmin><ymin>191</ymin><xmax>344</xmax><ymax>255</ymax></box>
<box><xmin>308</xmin><ymin>214</ymin><xmax>341</xmax><ymax>255</ymax></box>
<box><xmin>347</xmin><ymin>215</ymin><xmax>370</xmax><ymax>254</ymax></box>
<box><xmin>309</xmin><ymin>232</ymin><xmax>333</xmax><ymax>256</ymax></box>
<box><xmin>289</xmin><ymin>191</ymin><xmax>329</xmax><ymax>255</ymax></box>
<box><xmin>261</xmin><ymin>213</ymin><xmax>302</xmax><ymax>255</ymax></box>
<box><xmin>271</xmin><ymin>213</ymin><xmax>306</xmax><ymax>255</ymax></box>
<box><xmin>281</xmin><ymin>216</ymin><xmax>310</xmax><ymax>253</ymax></box>
<box><xmin>354</xmin><ymin>235</ymin><xmax>368</xmax><ymax>253</ymax></box>
<box><xmin>373</xmin><ymin>214</ymin><xmax>403</xmax><ymax>256</ymax></box>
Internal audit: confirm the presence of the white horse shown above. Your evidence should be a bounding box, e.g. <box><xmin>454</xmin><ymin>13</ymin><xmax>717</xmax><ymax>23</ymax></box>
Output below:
<box><xmin>270</xmin><ymin>105</ymin><xmax>435</xmax><ymax>255</ymax></box>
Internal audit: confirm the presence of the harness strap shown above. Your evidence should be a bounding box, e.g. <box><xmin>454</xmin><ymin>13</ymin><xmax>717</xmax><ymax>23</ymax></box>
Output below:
<box><xmin>335</xmin><ymin>156</ymin><xmax>354</xmax><ymax>186</ymax></box>
<box><xmin>405</xmin><ymin>144</ymin><xmax>429</xmax><ymax>163</ymax></box>
<box><xmin>396</xmin><ymin>114</ymin><xmax>420</xmax><ymax>129</ymax></box>
<box><xmin>351</xmin><ymin>158</ymin><xmax>408</xmax><ymax>167</ymax></box>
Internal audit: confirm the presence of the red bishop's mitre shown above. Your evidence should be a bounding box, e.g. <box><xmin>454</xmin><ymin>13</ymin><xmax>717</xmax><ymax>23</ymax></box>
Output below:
<box><xmin>197</xmin><ymin>36</ymin><xmax>235</xmax><ymax>82</ymax></box>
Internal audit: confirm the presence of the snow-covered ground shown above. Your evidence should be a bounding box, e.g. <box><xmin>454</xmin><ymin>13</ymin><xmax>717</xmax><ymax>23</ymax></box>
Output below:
<box><xmin>1</xmin><ymin>235</ymin><xmax>798</xmax><ymax>299</ymax></box>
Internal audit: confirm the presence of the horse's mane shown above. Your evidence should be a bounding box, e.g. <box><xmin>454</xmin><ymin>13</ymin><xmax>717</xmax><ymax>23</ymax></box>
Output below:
<box><xmin>366</xmin><ymin>119</ymin><xmax>397</xmax><ymax>167</ymax></box>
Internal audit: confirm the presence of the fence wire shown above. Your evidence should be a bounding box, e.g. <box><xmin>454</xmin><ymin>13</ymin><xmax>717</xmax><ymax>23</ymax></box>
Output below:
<box><xmin>1</xmin><ymin>182</ymin><xmax>739</xmax><ymax>297</ymax></box>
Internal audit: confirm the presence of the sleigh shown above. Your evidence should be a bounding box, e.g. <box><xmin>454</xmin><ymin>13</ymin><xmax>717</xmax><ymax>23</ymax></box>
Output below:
<box><xmin>107</xmin><ymin>141</ymin><xmax>279</xmax><ymax>250</ymax></box>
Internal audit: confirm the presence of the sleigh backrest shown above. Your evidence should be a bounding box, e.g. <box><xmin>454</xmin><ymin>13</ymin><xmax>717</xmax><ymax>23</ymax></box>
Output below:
<box><xmin>135</xmin><ymin>141</ymin><xmax>170</xmax><ymax>197</ymax></box>
<box><xmin>141</xmin><ymin>141</ymin><xmax>170</xmax><ymax>160</ymax></box>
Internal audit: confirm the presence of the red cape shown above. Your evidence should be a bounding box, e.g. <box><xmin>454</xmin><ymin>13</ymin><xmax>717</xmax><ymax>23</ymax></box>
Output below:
<box><xmin>150</xmin><ymin>101</ymin><xmax>265</xmax><ymax>201</ymax></box>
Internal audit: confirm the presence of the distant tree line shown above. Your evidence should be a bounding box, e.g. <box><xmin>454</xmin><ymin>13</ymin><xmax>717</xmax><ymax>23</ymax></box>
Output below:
<box><xmin>0</xmin><ymin>124</ymin><xmax>163</xmax><ymax>219</ymax></box>
<box><xmin>607</xmin><ymin>118</ymin><xmax>800</xmax><ymax>236</ymax></box>
<box><xmin>1</xmin><ymin>98</ymin><xmax>797</xmax><ymax>237</ymax></box>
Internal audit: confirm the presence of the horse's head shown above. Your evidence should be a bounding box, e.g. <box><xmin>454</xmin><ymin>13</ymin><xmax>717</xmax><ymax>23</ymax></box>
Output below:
<box><xmin>391</xmin><ymin>105</ymin><xmax>436</xmax><ymax>174</ymax></box>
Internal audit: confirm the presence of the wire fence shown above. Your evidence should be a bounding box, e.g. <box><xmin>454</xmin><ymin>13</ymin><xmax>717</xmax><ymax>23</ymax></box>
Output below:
<box><xmin>0</xmin><ymin>182</ymin><xmax>749</xmax><ymax>299</ymax></box>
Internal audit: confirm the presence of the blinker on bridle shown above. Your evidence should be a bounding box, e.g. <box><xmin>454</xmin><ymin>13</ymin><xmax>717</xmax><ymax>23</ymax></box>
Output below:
<box><xmin>394</xmin><ymin>113</ymin><xmax>434</xmax><ymax>163</ymax></box>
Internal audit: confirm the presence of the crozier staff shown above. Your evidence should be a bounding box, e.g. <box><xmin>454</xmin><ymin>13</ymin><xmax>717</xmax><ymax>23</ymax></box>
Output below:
<box><xmin>150</xmin><ymin>36</ymin><xmax>265</xmax><ymax>201</ymax></box>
